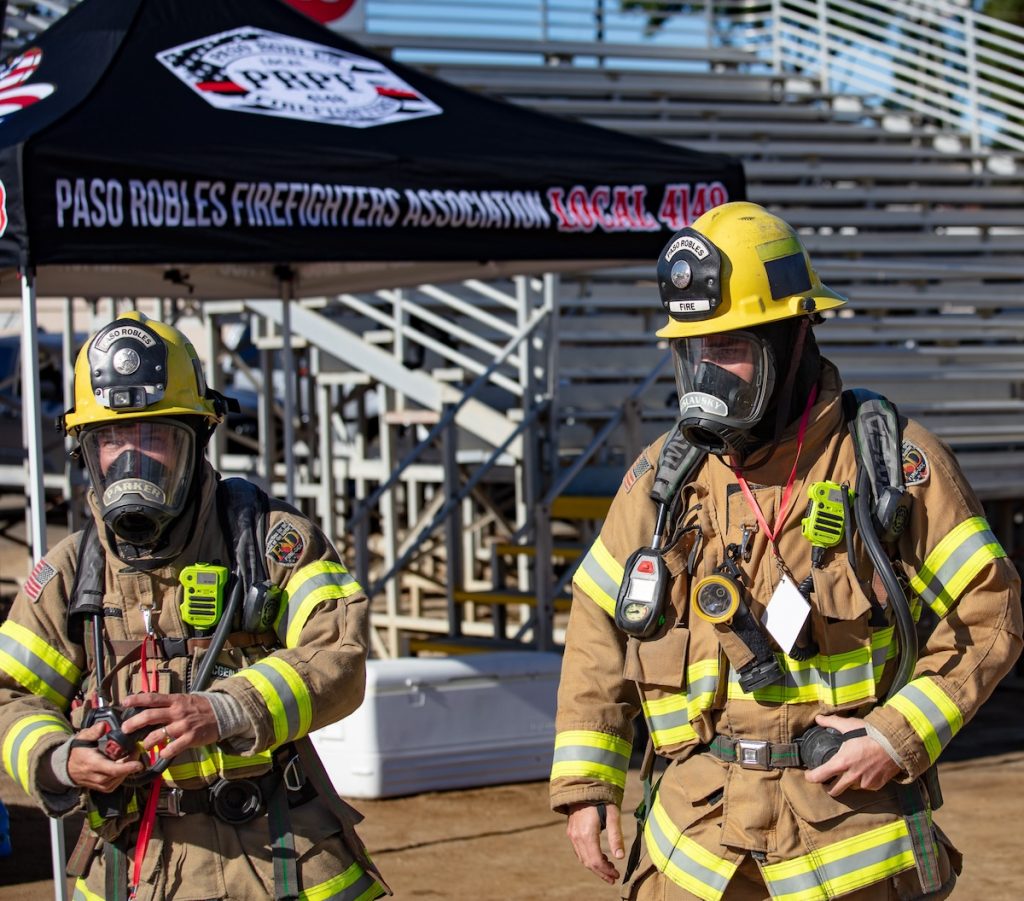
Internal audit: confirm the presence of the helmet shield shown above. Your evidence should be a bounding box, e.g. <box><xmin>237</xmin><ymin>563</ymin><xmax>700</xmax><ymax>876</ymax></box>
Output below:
<box><xmin>80</xmin><ymin>418</ymin><xmax>195</xmax><ymax>546</ymax></box>
<box><xmin>671</xmin><ymin>330</ymin><xmax>776</xmax><ymax>457</ymax></box>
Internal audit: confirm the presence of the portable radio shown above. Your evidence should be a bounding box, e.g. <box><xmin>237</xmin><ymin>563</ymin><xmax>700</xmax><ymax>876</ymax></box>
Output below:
<box><xmin>179</xmin><ymin>563</ymin><xmax>229</xmax><ymax>630</ymax></box>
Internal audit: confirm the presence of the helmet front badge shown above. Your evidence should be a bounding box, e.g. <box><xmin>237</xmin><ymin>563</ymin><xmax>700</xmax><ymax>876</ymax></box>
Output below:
<box><xmin>113</xmin><ymin>347</ymin><xmax>141</xmax><ymax>375</ymax></box>
<box><xmin>670</xmin><ymin>260</ymin><xmax>693</xmax><ymax>289</ymax></box>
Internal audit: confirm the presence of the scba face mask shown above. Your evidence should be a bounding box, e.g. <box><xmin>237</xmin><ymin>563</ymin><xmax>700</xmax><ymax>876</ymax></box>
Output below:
<box><xmin>80</xmin><ymin>419</ymin><xmax>196</xmax><ymax>546</ymax></box>
<box><xmin>671</xmin><ymin>330</ymin><xmax>776</xmax><ymax>458</ymax></box>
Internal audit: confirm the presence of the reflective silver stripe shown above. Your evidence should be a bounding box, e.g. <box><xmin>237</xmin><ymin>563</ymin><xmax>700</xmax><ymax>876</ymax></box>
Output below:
<box><xmin>915</xmin><ymin>525</ymin><xmax>1000</xmax><ymax>614</ymax></box>
<box><xmin>326</xmin><ymin>871</ymin><xmax>381</xmax><ymax>901</ymax></box>
<box><xmin>646</xmin><ymin>799</ymin><xmax>734</xmax><ymax>898</ymax></box>
<box><xmin>551</xmin><ymin>743</ymin><xmax>627</xmax><ymax>770</ymax></box>
<box><xmin>6</xmin><ymin>717</ymin><xmax>69</xmax><ymax>790</ymax></box>
<box><xmin>573</xmin><ymin>544</ymin><xmax>618</xmax><ymax>602</ymax></box>
<box><xmin>645</xmin><ymin>703</ymin><xmax>689</xmax><ymax>737</ymax></box>
<box><xmin>762</xmin><ymin>820</ymin><xmax>914</xmax><ymax>899</ymax></box>
<box><xmin>278</xmin><ymin>567</ymin><xmax>358</xmax><ymax>638</ymax></box>
<box><xmin>251</xmin><ymin>662</ymin><xmax>301</xmax><ymax>740</ymax></box>
<box><xmin>0</xmin><ymin>632</ymin><xmax>78</xmax><ymax>702</ymax></box>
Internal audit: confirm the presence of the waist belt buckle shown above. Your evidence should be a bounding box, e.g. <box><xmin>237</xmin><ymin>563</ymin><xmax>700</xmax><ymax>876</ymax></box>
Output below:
<box><xmin>736</xmin><ymin>739</ymin><xmax>770</xmax><ymax>770</ymax></box>
<box><xmin>156</xmin><ymin>787</ymin><xmax>186</xmax><ymax>817</ymax></box>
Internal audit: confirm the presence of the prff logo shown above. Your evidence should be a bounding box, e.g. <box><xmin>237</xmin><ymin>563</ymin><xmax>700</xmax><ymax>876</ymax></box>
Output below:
<box><xmin>156</xmin><ymin>27</ymin><xmax>441</xmax><ymax>128</ymax></box>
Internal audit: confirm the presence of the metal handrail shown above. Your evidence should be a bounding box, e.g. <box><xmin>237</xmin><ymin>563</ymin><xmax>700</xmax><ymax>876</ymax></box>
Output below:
<box><xmin>347</xmin><ymin>302</ymin><xmax>551</xmax><ymax>532</ymax></box>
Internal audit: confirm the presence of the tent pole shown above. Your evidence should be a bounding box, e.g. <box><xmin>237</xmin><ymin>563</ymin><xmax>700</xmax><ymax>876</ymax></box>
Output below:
<box><xmin>279</xmin><ymin>272</ymin><xmax>297</xmax><ymax>506</ymax></box>
<box><xmin>21</xmin><ymin>270</ymin><xmax>69</xmax><ymax>901</ymax></box>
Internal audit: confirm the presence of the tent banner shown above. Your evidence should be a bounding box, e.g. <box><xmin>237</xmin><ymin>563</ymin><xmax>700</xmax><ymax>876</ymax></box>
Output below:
<box><xmin>51</xmin><ymin>175</ymin><xmax>730</xmax><ymax>236</ymax></box>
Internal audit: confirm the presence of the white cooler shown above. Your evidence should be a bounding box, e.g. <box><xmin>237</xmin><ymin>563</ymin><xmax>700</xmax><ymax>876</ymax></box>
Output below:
<box><xmin>310</xmin><ymin>651</ymin><xmax>563</xmax><ymax>799</ymax></box>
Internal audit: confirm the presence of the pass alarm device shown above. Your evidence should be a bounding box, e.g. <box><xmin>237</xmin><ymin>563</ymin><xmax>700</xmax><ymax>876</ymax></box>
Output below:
<box><xmin>179</xmin><ymin>563</ymin><xmax>229</xmax><ymax>630</ymax></box>
<box><xmin>615</xmin><ymin>548</ymin><xmax>670</xmax><ymax>639</ymax></box>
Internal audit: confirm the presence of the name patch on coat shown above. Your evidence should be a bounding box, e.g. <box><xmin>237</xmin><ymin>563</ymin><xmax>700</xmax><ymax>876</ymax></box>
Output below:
<box><xmin>902</xmin><ymin>441</ymin><xmax>930</xmax><ymax>486</ymax></box>
<box><xmin>623</xmin><ymin>451</ymin><xmax>652</xmax><ymax>494</ymax></box>
<box><xmin>24</xmin><ymin>558</ymin><xmax>56</xmax><ymax>602</ymax></box>
<box><xmin>266</xmin><ymin>520</ymin><xmax>304</xmax><ymax>567</ymax></box>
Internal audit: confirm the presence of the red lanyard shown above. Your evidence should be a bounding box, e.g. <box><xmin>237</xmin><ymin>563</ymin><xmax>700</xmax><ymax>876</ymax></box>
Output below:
<box><xmin>130</xmin><ymin>634</ymin><xmax>164</xmax><ymax>898</ymax></box>
<box><xmin>730</xmin><ymin>385</ymin><xmax>818</xmax><ymax>556</ymax></box>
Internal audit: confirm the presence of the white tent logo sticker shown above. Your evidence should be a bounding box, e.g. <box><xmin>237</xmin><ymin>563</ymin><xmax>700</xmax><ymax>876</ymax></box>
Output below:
<box><xmin>156</xmin><ymin>27</ymin><xmax>442</xmax><ymax>128</ymax></box>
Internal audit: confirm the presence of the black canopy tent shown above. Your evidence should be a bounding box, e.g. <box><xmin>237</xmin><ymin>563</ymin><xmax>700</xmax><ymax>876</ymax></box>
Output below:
<box><xmin>0</xmin><ymin>0</ymin><xmax>744</xmax><ymax>296</ymax></box>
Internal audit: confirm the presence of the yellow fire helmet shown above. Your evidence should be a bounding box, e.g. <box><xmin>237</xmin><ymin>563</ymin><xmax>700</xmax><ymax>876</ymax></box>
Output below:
<box><xmin>655</xmin><ymin>201</ymin><xmax>847</xmax><ymax>339</ymax></box>
<box><xmin>63</xmin><ymin>311</ymin><xmax>226</xmax><ymax>436</ymax></box>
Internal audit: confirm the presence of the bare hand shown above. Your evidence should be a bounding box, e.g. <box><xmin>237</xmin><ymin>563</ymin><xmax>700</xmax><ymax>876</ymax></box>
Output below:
<box><xmin>805</xmin><ymin>714</ymin><xmax>902</xmax><ymax>797</ymax></box>
<box><xmin>566</xmin><ymin>802</ymin><xmax>624</xmax><ymax>885</ymax></box>
<box><xmin>122</xmin><ymin>693</ymin><xmax>219</xmax><ymax>760</ymax></box>
<box><xmin>67</xmin><ymin>722</ymin><xmax>144</xmax><ymax>792</ymax></box>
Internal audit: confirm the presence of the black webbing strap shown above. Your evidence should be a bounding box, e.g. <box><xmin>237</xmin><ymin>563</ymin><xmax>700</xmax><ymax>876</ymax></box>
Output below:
<box><xmin>103</xmin><ymin>839</ymin><xmax>129</xmax><ymax>901</ymax></box>
<box><xmin>267</xmin><ymin>777</ymin><xmax>298</xmax><ymax>901</ymax></box>
<box><xmin>295</xmin><ymin>738</ymin><xmax>392</xmax><ymax>895</ymax></box>
<box><xmin>622</xmin><ymin>736</ymin><xmax>658</xmax><ymax>884</ymax></box>
<box><xmin>898</xmin><ymin>781</ymin><xmax>943</xmax><ymax>894</ymax></box>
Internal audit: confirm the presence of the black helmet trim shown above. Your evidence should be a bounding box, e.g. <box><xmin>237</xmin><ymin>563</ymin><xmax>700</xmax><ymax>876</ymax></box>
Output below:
<box><xmin>658</xmin><ymin>228</ymin><xmax>724</xmax><ymax>323</ymax></box>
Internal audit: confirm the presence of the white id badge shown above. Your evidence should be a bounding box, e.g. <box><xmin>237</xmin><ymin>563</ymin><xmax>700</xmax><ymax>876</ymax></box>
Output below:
<box><xmin>762</xmin><ymin>575</ymin><xmax>811</xmax><ymax>655</ymax></box>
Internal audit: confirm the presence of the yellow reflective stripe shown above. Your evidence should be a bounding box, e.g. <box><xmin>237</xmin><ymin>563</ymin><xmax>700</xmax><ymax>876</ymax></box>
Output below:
<box><xmin>887</xmin><ymin>678</ymin><xmax>963</xmax><ymax>764</ymax></box>
<box><xmin>162</xmin><ymin>746</ymin><xmax>273</xmax><ymax>783</ymax></box>
<box><xmin>642</xmin><ymin>693</ymin><xmax>698</xmax><ymax>746</ymax></box>
<box><xmin>572</xmin><ymin>536</ymin><xmax>622</xmax><ymax>616</ymax></box>
<box><xmin>298</xmin><ymin>859</ymin><xmax>384</xmax><ymax>901</ymax></box>
<box><xmin>0</xmin><ymin>620</ymin><xmax>82</xmax><ymax>709</ymax></box>
<box><xmin>551</xmin><ymin>729</ymin><xmax>630</xmax><ymax>790</ymax></box>
<box><xmin>277</xmin><ymin>560</ymin><xmax>362</xmax><ymax>649</ymax></box>
<box><xmin>910</xmin><ymin>516</ymin><xmax>1006</xmax><ymax>617</ymax></box>
<box><xmin>73</xmin><ymin>878</ymin><xmax>106</xmax><ymax>901</ymax></box>
<box><xmin>761</xmin><ymin>819</ymin><xmax>915</xmax><ymax>901</ymax></box>
<box><xmin>233</xmin><ymin>657</ymin><xmax>313</xmax><ymax>746</ymax></box>
<box><xmin>727</xmin><ymin>645</ymin><xmax>878</xmax><ymax>707</ymax></box>
<box><xmin>645</xmin><ymin>795</ymin><xmax>737</xmax><ymax>901</ymax></box>
<box><xmin>1</xmin><ymin>713</ymin><xmax>71</xmax><ymax>792</ymax></box>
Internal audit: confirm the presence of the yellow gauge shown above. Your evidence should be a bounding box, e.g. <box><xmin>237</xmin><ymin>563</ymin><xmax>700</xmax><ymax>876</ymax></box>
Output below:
<box><xmin>692</xmin><ymin>574</ymin><xmax>742</xmax><ymax>624</ymax></box>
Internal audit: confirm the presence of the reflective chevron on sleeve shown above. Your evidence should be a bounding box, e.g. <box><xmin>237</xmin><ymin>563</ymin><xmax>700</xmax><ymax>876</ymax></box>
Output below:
<box><xmin>276</xmin><ymin>560</ymin><xmax>363</xmax><ymax>648</ymax></box>
<box><xmin>571</xmin><ymin>536</ymin><xmax>623</xmax><ymax>616</ymax></box>
<box><xmin>910</xmin><ymin>516</ymin><xmax>1006</xmax><ymax>617</ymax></box>
<box><xmin>550</xmin><ymin>730</ymin><xmax>631</xmax><ymax>790</ymax></box>
<box><xmin>298</xmin><ymin>858</ymin><xmax>386</xmax><ymax>901</ymax></box>
<box><xmin>760</xmin><ymin>819</ymin><xmax>916</xmax><ymax>901</ymax></box>
<box><xmin>2</xmin><ymin>713</ymin><xmax>72</xmax><ymax>793</ymax></box>
<box><xmin>232</xmin><ymin>657</ymin><xmax>313</xmax><ymax>747</ymax></box>
<box><xmin>886</xmin><ymin>677</ymin><xmax>964</xmax><ymax>764</ymax></box>
<box><xmin>645</xmin><ymin>795</ymin><xmax>737</xmax><ymax>901</ymax></box>
<box><xmin>0</xmin><ymin>620</ymin><xmax>82</xmax><ymax>709</ymax></box>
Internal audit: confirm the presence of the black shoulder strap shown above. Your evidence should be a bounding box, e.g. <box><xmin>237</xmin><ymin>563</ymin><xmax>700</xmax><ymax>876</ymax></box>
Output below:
<box><xmin>650</xmin><ymin>426</ymin><xmax>706</xmax><ymax>509</ymax></box>
<box><xmin>842</xmin><ymin>388</ymin><xmax>911</xmax><ymax>543</ymax></box>
<box><xmin>215</xmin><ymin>477</ymin><xmax>271</xmax><ymax>599</ymax></box>
<box><xmin>67</xmin><ymin>519</ymin><xmax>105</xmax><ymax>646</ymax></box>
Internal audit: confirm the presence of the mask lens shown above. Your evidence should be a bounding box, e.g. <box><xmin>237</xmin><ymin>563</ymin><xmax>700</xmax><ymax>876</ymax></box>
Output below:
<box><xmin>672</xmin><ymin>333</ymin><xmax>765</xmax><ymax>421</ymax></box>
<box><xmin>80</xmin><ymin>420</ymin><xmax>195</xmax><ymax>542</ymax></box>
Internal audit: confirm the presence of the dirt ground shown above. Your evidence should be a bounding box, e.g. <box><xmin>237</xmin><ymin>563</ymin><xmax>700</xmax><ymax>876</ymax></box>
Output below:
<box><xmin>2</xmin><ymin>506</ymin><xmax>1023</xmax><ymax>899</ymax></box>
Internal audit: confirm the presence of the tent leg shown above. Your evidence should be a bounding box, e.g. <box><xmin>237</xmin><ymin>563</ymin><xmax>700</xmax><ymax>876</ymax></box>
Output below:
<box><xmin>279</xmin><ymin>276</ymin><xmax>297</xmax><ymax>507</ymax></box>
<box><xmin>21</xmin><ymin>270</ymin><xmax>69</xmax><ymax>901</ymax></box>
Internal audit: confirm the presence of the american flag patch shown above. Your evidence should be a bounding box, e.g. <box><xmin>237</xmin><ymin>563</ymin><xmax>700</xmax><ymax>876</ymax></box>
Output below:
<box><xmin>623</xmin><ymin>452</ymin><xmax>653</xmax><ymax>494</ymax></box>
<box><xmin>24</xmin><ymin>558</ymin><xmax>57</xmax><ymax>602</ymax></box>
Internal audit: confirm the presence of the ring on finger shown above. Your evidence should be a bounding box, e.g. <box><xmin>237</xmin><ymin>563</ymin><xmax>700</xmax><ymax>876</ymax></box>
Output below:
<box><xmin>161</xmin><ymin>726</ymin><xmax>172</xmax><ymax>744</ymax></box>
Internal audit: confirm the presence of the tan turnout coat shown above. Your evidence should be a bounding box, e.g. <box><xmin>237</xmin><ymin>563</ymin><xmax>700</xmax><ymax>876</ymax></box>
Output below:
<box><xmin>0</xmin><ymin>464</ymin><xmax>385</xmax><ymax>901</ymax></box>
<box><xmin>551</xmin><ymin>362</ymin><xmax>1022</xmax><ymax>900</ymax></box>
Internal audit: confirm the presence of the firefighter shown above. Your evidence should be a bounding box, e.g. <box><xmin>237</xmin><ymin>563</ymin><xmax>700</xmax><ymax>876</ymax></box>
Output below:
<box><xmin>0</xmin><ymin>311</ymin><xmax>387</xmax><ymax>900</ymax></box>
<box><xmin>551</xmin><ymin>202</ymin><xmax>1022</xmax><ymax>900</ymax></box>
